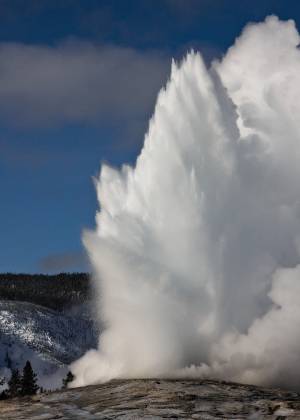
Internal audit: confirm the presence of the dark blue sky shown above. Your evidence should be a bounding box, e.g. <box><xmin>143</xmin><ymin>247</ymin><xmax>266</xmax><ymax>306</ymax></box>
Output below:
<box><xmin>1</xmin><ymin>0</ymin><xmax>299</xmax><ymax>273</ymax></box>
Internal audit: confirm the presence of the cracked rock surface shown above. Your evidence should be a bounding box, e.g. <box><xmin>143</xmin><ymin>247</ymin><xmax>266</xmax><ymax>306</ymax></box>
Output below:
<box><xmin>1</xmin><ymin>379</ymin><xmax>300</xmax><ymax>419</ymax></box>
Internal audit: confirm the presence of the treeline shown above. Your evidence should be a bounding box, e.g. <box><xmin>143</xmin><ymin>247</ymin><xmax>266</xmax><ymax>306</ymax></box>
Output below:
<box><xmin>0</xmin><ymin>360</ymin><xmax>39</xmax><ymax>399</ymax></box>
<box><xmin>0</xmin><ymin>273</ymin><xmax>91</xmax><ymax>311</ymax></box>
<box><xmin>0</xmin><ymin>359</ymin><xmax>74</xmax><ymax>400</ymax></box>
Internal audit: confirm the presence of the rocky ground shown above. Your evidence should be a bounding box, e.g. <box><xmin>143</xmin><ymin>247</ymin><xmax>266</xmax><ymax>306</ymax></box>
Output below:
<box><xmin>0</xmin><ymin>379</ymin><xmax>300</xmax><ymax>419</ymax></box>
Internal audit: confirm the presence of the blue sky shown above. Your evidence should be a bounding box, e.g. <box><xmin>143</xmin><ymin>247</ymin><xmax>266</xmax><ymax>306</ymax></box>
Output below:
<box><xmin>1</xmin><ymin>0</ymin><xmax>300</xmax><ymax>273</ymax></box>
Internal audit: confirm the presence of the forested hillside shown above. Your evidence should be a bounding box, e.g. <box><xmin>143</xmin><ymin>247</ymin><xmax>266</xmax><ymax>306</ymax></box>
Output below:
<box><xmin>0</xmin><ymin>273</ymin><xmax>91</xmax><ymax>310</ymax></box>
<box><xmin>0</xmin><ymin>273</ymin><xmax>95</xmax><ymax>390</ymax></box>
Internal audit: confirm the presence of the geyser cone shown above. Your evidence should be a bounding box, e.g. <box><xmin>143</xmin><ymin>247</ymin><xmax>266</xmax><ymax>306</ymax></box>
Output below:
<box><xmin>71</xmin><ymin>16</ymin><xmax>300</xmax><ymax>390</ymax></box>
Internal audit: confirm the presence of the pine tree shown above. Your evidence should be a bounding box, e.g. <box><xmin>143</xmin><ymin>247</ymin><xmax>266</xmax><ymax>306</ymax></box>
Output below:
<box><xmin>4</xmin><ymin>352</ymin><xmax>12</xmax><ymax>369</ymax></box>
<box><xmin>21</xmin><ymin>361</ymin><xmax>39</xmax><ymax>396</ymax></box>
<box><xmin>8</xmin><ymin>369</ymin><xmax>21</xmax><ymax>398</ymax></box>
<box><xmin>0</xmin><ymin>390</ymin><xmax>8</xmax><ymax>400</ymax></box>
<box><xmin>62</xmin><ymin>371</ymin><xmax>74</xmax><ymax>389</ymax></box>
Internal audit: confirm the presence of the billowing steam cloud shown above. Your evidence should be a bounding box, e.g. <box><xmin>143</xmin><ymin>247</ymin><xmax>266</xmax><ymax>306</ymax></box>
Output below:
<box><xmin>71</xmin><ymin>16</ymin><xmax>300</xmax><ymax>390</ymax></box>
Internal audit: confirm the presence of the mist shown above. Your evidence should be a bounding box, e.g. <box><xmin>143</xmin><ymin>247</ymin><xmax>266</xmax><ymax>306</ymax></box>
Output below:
<box><xmin>71</xmin><ymin>16</ymin><xmax>300</xmax><ymax>390</ymax></box>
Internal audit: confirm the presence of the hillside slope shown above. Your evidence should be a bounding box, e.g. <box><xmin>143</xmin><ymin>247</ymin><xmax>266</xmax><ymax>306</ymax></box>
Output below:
<box><xmin>0</xmin><ymin>300</ymin><xmax>97</xmax><ymax>365</ymax></box>
<box><xmin>1</xmin><ymin>379</ymin><xmax>300</xmax><ymax>419</ymax></box>
<box><xmin>0</xmin><ymin>300</ymin><xmax>98</xmax><ymax>389</ymax></box>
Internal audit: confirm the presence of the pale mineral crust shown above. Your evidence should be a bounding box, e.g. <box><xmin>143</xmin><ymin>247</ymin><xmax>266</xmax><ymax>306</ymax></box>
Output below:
<box><xmin>0</xmin><ymin>379</ymin><xmax>300</xmax><ymax>419</ymax></box>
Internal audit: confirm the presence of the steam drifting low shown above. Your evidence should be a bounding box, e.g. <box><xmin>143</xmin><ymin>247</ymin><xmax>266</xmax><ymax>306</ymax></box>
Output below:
<box><xmin>71</xmin><ymin>16</ymin><xmax>300</xmax><ymax>389</ymax></box>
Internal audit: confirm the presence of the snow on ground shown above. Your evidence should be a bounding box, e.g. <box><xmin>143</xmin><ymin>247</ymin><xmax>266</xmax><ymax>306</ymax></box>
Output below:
<box><xmin>0</xmin><ymin>300</ymin><xmax>98</xmax><ymax>390</ymax></box>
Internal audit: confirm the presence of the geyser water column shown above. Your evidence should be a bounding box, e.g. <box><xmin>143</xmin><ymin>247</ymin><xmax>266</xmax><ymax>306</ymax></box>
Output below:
<box><xmin>71</xmin><ymin>16</ymin><xmax>300</xmax><ymax>389</ymax></box>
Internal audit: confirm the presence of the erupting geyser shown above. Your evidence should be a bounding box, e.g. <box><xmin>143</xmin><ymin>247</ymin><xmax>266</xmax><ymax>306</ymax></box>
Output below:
<box><xmin>71</xmin><ymin>16</ymin><xmax>300</xmax><ymax>389</ymax></box>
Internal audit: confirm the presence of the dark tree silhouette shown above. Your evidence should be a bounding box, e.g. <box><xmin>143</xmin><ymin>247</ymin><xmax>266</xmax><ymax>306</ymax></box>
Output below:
<box><xmin>0</xmin><ymin>376</ymin><xmax>8</xmax><ymax>400</ymax></box>
<box><xmin>8</xmin><ymin>369</ymin><xmax>21</xmax><ymax>398</ymax></box>
<box><xmin>5</xmin><ymin>351</ymin><xmax>12</xmax><ymax>369</ymax></box>
<box><xmin>21</xmin><ymin>361</ymin><xmax>39</xmax><ymax>396</ymax></box>
<box><xmin>62</xmin><ymin>371</ymin><xmax>74</xmax><ymax>389</ymax></box>
<box><xmin>0</xmin><ymin>390</ymin><xmax>8</xmax><ymax>400</ymax></box>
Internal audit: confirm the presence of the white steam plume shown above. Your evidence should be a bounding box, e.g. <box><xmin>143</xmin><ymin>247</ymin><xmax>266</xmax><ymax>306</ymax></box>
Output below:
<box><xmin>71</xmin><ymin>16</ymin><xmax>300</xmax><ymax>390</ymax></box>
